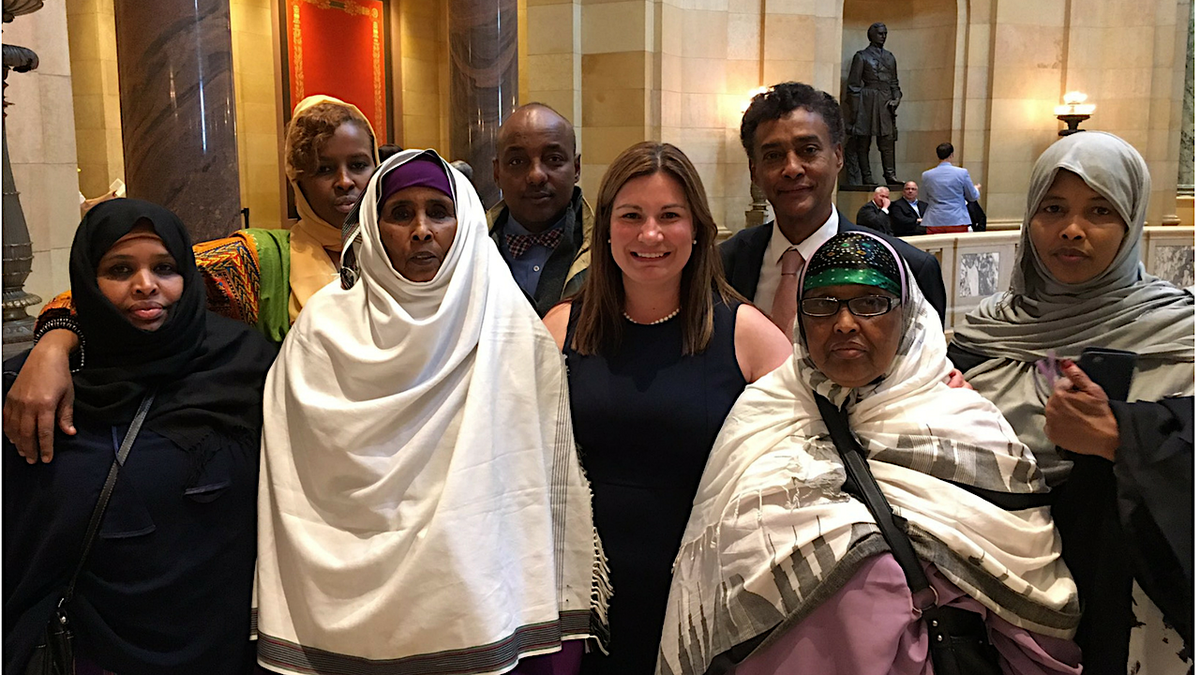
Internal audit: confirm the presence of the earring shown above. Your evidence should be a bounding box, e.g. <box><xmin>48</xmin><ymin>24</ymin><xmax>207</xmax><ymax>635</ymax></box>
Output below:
<box><xmin>693</xmin><ymin>239</ymin><xmax>697</xmax><ymax>244</ymax></box>
<box><xmin>607</xmin><ymin>238</ymin><xmax>611</xmax><ymax>243</ymax></box>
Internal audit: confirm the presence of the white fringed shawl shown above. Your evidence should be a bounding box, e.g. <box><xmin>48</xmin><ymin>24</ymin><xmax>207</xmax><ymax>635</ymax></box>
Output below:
<box><xmin>257</xmin><ymin>150</ymin><xmax>607</xmax><ymax>675</ymax></box>
<box><xmin>658</xmin><ymin>274</ymin><xmax>1079</xmax><ymax>675</ymax></box>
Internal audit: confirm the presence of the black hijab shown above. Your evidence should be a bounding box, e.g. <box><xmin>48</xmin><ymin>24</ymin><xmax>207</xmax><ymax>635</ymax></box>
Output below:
<box><xmin>69</xmin><ymin>198</ymin><xmax>273</xmax><ymax>454</ymax></box>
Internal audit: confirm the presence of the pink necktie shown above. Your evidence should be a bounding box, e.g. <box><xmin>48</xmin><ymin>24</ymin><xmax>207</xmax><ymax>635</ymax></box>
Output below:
<box><xmin>771</xmin><ymin>248</ymin><xmax>803</xmax><ymax>335</ymax></box>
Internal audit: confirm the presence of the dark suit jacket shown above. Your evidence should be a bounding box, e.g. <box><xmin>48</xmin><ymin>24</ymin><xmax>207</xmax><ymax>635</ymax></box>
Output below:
<box><xmin>719</xmin><ymin>213</ymin><xmax>947</xmax><ymax>323</ymax></box>
<box><xmin>890</xmin><ymin>199</ymin><xmax>928</xmax><ymax>236</ymax></box>
<box><xmin>855</xmin><ymin>202</ymin><xmax>893</xmax><ymax>236</ymax></box>
<box><xmin>967</xmin><ymin>200</ymin><xmax>987</xmax><ymax>232</ymax></box>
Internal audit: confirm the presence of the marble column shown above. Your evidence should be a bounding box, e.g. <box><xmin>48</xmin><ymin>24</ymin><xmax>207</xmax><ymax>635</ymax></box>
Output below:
<box><xmin>449</xmin><ymin>0</ymin><xmax>518</xmax><ymax>209</ymax></box>
<box><xmin>113</xmin><ymin>0</ymin><xmax>241</xmax><ymax>242</ymax></box>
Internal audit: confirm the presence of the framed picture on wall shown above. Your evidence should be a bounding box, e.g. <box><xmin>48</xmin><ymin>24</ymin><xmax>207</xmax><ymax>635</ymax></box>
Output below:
<box><xmin>280</xmin><ymin>0</ymin><xmax>392</xmax><ymax>142</ymax></box>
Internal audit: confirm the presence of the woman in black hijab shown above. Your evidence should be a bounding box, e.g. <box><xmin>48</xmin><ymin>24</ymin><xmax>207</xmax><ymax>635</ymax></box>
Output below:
<box><xmin>3</xmin><ymin>199</ymin><xmax>276</xmax><ymax>674</ymax></box>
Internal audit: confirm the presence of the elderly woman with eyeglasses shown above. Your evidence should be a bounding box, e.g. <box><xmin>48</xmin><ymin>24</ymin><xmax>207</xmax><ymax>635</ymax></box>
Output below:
<box><xmin>657</xmin><ymin>231</ymin><xmax>1083</xmax><ymax>675</ymax></box>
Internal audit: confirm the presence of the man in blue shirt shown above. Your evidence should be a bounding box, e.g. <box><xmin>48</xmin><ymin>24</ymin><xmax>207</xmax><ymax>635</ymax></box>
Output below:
<box><xmin>920</xmin><ymin>142</ymin><xmax>980</xmax><ymax>232</ymax></box>
<box><xmin>489</xmin><ymin>103</ymin><xmax>593</xmax><ymax>316</ymax></box>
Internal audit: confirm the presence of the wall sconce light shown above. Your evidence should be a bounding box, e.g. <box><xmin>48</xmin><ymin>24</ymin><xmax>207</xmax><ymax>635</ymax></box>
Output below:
<box><xmin>1054</xmin><ymin>91</ymin><xmax>1095</xmax><ymax>136</ymax></box>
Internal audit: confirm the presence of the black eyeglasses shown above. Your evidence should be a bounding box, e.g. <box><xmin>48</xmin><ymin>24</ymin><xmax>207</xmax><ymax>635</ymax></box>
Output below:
<box><xmin>799</xmin><ymin>295</ymin><xmax>900</xmax><ymax>318</ymax></box>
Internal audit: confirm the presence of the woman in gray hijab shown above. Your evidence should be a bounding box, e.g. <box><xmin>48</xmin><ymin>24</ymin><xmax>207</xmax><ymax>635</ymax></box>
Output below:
<box><xmin>950</xmin><ymin>132</ymin><xmax>1193</xmax><ymax>675</ymax></box>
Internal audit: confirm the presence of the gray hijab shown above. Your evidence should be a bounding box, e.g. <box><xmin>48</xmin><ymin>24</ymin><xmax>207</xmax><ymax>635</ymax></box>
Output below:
<box><xmin>952</xmin><ymin>132</ymin><xmax>1194</xmax><ymax>485</ymax></box>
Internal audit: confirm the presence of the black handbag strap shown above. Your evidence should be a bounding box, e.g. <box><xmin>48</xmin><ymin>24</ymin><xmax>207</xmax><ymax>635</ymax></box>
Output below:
<box><xmin>61</xmin><ymin>393</ymin><xmax>155</xmax><ymax>605</ymax></box>
<box><xmin>813</xmin><ymin>392</ymin><xmax>937</xmax><ymax>613</ymax></box>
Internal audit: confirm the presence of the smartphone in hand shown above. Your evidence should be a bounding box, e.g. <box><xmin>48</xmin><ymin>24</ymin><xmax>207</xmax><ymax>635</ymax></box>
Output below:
<box><xmin>1075</xmin><ymin>347</ymin><xmax>1136</xmax><ymax>402</ymax></box>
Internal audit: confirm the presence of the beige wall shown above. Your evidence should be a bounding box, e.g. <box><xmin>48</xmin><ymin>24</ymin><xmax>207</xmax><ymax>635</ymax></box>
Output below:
<box><xmin>230</xmin><ymin>0</ymin><xmax>285</xmax><ymax>229</ymax></box>
<box><xmin>394</xmin><ymin>0</ymin><xmax>450</xmax><ymax>153</ymax></box>
<box><xmin>6</xmin><ymin>0</ymin><xmax>82</xmax><ymax>306</ymax></box>
<box><xmin>11</xmin><ymin>0</ymin><xmax>1190</xmax><ymax>284</ymax></box>
<box><xmin>526</xmin><ymin>0</ymin><xmax>582</xmax><ymax>133</ymax></box>
<box><xmin>576</xmin><ymin>0</ymin><xmax>656</xmax><ymax>205</ymax></box>
<box><xmin>65</xmin><ymin>0</ymin><xmax>121</xmax><ymax>201</ymax></box>
<box><xmin>968</xmin><ymin>0</ymin><xmax>1187</xmax><ymax>227</ymax></box>
<box><xmin>519</xmin><ymin>0</ymin><xmax>1190</xmax><ymax>232</ymax></box>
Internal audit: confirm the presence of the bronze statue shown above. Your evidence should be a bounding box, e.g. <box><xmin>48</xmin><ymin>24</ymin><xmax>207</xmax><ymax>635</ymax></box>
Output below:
<box><xmin>846</xmin><ymin>22</ymin><xmax>902</xmax><ymax>186</ymax></box>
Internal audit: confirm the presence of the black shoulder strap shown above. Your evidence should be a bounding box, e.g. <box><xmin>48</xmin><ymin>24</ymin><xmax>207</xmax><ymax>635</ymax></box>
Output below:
<box><xmin>813</xmin><ymin>392</ymin><xmax>937</xmax><ymax>612</ymax></box>
<box><xmin>61</xmin><ymin>393</ymin><xmax>155</xmax><ymax>605</ymax></box>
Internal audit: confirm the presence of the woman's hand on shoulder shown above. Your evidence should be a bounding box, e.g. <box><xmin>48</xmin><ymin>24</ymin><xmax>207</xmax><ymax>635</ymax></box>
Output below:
<box><xmin>543</xmin><ymin>301</ymin><xmax>572</xmax><ymax>351</ymax></box>
<box><xmin>1044</xmin><ymin>359</ymin><xmax>1119</xmax><ymax>461</ymax></box>
<box><xmin>3</xmin><ymin>330</ymin><xmax>79</xmax><ymax>463</ymax></box>
<box><xmin>735</xmin><ymin>304</ymin><xmax>793</xmax><ymax>383</ymax></box>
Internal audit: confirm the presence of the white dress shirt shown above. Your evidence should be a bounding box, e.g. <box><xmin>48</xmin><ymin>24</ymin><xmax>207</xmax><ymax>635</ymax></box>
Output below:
<box><xmin>753</xmin><ymin>208</ymin><xmax>841</xmax><ymax>315</ymax></box>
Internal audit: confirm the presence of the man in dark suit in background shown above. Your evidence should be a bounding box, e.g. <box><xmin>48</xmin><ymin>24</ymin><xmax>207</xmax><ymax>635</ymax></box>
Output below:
<box><xmin>855</xmin><ymin>186</ymin><xmax>894</xmax><ymax>235</ymax></box>
<box><xmin>721</xmin><ymin>82</ymin><xmax>946</xmax><ymax>336</ymax></box>
<box><xmin>890</xmin><ymin>180</ymin><xmax>927</xmax><ymax>236</ymax></box>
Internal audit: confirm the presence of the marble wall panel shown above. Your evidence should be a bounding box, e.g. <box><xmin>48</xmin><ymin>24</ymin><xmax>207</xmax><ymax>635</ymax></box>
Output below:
<box><xmin>449</xmin><ymin>0</ymin><xmax>519</xmax><ymax>208</ymax></box>
<box><xmin>113</xmin><ymin>0</ymin><xmax>242</xmax><ymax>241</ymax></box>
<box><xmin>1179</xmin><ymin>0</ymin><xmax>1193</xmax><ymax>189</ymax></box>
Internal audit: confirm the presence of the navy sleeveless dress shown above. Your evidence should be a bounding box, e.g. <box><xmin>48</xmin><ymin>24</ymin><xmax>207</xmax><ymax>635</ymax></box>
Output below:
<box><xmin>564</xmin><ymin>296</ymin><xmax>748</xmax><ymax>675</ymax></box>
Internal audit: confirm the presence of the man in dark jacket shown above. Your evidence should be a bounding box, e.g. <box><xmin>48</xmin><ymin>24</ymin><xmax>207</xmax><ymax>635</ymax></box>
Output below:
<box><xmin>489</xmin><ymin>103</ymin><xmax>592</xmax><ymax>316</ymax></box>
<box><xmin>855</xmin><ymin>186</ymin><xmax>894</xmax><ymax>235</ymax></box>
<box><xmin>722</xmin><ymin>82</ymin><xmax>946</xmax><ymax>335</ymax></box>
<box><xmin>890</xmin><ymin>180</ymin><xmax>928</xmax><ymax>236</ymax></box>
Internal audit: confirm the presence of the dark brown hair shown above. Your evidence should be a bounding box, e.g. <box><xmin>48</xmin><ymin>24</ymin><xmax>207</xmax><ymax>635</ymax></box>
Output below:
<box><xmin>284</xmin><ymin>101</ymin><xmax>376</xmax><ymax>182</ymax></box>
<box><xmin>571</xmin><ymin>142</ymin><xmax>737</xmax><ymax>356</ymax></box>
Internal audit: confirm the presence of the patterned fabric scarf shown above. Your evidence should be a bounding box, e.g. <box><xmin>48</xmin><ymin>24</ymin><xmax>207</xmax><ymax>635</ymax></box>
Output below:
<box><xmin>658</xmin><ymin>234</ymin><xmax>1079</xmax><ymax>675</ymax></box>
<box><xmin>801</xmin><ymin>232</ymin><xmax>904</xmax><ymax>298</ymax></box>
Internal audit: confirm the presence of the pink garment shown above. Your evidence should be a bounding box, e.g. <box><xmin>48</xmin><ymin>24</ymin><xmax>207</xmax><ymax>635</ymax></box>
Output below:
<box><xmin>733</xmin><ymin>554</ymin><xmax>1081</xmax><ymax>675</ymax></box>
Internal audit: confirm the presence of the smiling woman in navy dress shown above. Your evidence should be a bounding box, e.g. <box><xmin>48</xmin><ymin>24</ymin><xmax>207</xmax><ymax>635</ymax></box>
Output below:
<box><xmin>544</xmin><ymin>142</ymin><xmax>792</xmax><ymax>675</ymax></box>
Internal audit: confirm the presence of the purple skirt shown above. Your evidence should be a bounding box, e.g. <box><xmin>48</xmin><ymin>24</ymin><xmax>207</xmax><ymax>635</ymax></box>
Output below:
<box><xmin>734</xmin><ymin>554</ymin><xmax>1082</xmax><ymax>675</ymax></box>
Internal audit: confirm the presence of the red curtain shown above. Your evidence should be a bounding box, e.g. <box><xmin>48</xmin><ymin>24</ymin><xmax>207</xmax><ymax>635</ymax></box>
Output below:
<box><xmin>285</xmin><ymin>0</ymin><xmax>388</xmax><ymax>140</ymax></box>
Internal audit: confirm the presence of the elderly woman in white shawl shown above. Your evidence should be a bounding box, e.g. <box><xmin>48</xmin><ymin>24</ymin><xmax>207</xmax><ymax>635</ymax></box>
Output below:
<box><xmin>256</xmin><ymin>149</ymin><xmax>608</xmax><ymax>675</ymax></box>
<box><xmin>658</xmin><ymin>231</ymin><xmax>1082</xmax><ymax>675</ymax></box>
<box><xmin>950</xmin><ymin>132</ymin><xmax>1194</xmax><ymax>674</ymax></box>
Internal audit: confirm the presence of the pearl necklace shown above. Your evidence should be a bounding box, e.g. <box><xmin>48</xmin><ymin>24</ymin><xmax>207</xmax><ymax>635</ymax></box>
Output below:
<box><xmin>622</xmin><ymin>308</ymin><xmax>680</xmax><ymax>325</ymax></box>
